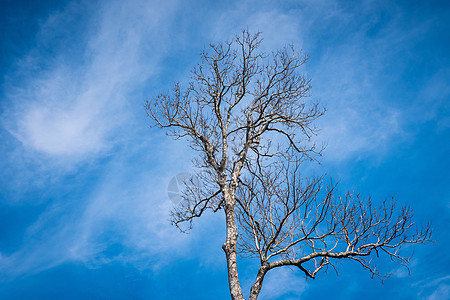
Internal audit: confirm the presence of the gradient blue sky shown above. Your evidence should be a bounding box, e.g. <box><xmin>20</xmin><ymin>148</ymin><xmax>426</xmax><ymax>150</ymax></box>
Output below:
<box><xmin>0</xmin><ymin>0</ymin><xmax>449</xmax><ymax>299</ymax></box>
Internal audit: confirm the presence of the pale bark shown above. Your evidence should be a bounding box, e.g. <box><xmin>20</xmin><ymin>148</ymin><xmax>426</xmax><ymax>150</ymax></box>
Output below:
<box><xmin>248</xmin><ymin>265</ymin><xmax>269</xmax><ymax>300</ymax></box>
<box><xmin>223</xmin><ymin>188</ymin><xmax>244</xmax><ymax>300</ymax></box>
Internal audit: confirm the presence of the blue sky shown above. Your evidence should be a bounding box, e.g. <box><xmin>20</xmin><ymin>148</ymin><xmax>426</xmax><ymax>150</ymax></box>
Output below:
<box><xmin>0</xmin><ymin>0</ymin><xmax>449</xmax><ymax>299</ymax></box>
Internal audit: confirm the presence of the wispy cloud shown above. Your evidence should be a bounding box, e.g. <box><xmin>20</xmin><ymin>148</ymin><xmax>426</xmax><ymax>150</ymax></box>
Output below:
<box><xmin>258</xmin><ymin>268</ymin><xmax>308</xmax><ymax>300</ymax></box>
<box><xmin>0</xmin><ymin>160</ymin><xmax>196</xmax><ymax>278</ymax></box>
<box><xmin>0</xmin><ymin>0</ymin><xmax>194</xmax><ymax>277</ymax></box>
<box><xmin>2</xmin><ymin>0</ymin><xmax>175</xmax><ymax>162</ymax></box>
<box><xmin>414</xmin><ymin>275</ymin><xmax>450</xmax><ymax>300</ymax></box>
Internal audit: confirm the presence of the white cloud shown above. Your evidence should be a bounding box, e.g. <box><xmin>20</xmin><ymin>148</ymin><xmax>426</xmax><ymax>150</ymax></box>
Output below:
<box><xmin>0</xmin><ymin>0</ymin><xmax>198</xmax><ymax>277</ymax></box>
<box><xmin>413</xmin><ymin>67</ymin><xmax>450</xmax><ymax>130</ymax></box>
<box><xmin>414</xmin><ymin>275</ymin><xmax>450</xmax><ymax>300</ymax></box>
<box><xmin>258</xmin><ymin>267</ymin><xmax>308</xmax><ymax>300</ymax></box>
<box><xmin>425</xmin><ymin>283</ymin><xmax>450</xmax><ymax>300</ymax></box>
<box><xmin>2</xmin><ymin>0</ymin><xmax>174</xmax><ymax>162</ymax></box>
<box><xmin>0</xmin><ymin>129</ymin><xmax>221</xmax><ymax>277</ymax></box>
<box><xmin>15</xmin><ymin>91</ymin><xmax>109</xmax><ymax>156</ymax></box>
<box><xmin>210</xmin><ymin>0</ymin><xmax>311</xmax><ymax>50</ymax></box>
<box><xmin>0</xmin><ymin>164</ymin><xmax>192</xmax><ymax>277</ymax></box>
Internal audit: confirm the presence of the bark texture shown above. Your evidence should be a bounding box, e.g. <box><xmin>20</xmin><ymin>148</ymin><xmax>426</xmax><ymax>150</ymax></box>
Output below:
<box><xmin>223</xmin><ymin>189</ymin><xmax>244</xmax><ymax>300</ymax></box>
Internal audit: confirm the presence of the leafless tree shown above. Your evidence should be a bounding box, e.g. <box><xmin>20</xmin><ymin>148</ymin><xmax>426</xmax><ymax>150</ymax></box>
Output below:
<box><xmin>145</xmin><ymin>31</ymin><xmax>431</xmax><ymax>300</ymax></box>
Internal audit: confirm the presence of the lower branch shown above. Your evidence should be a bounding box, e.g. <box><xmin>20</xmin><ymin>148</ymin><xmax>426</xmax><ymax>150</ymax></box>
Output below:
<box><xmin>248</xmin><ymin>263</ymin><xmax>269</xmax><ymax>300</ymax></box>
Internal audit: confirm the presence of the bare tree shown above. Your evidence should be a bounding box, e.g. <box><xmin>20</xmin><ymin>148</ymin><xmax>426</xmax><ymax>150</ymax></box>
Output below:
<box><xmin>146</xmin><ymin>31</ymin><xmax>431</xmax><ymax>300</ymax></box>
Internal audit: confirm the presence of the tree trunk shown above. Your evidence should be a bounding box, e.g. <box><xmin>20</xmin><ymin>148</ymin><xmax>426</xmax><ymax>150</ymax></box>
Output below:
<box><xmin>222</xmin><ymin>189</ymin><xmax>245</xmax><ymax>300</ymax></box>
<box><xmin>248</xmin><ymin>265</ymin><xmax>268</xmax><ymax>300</ymax></box>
